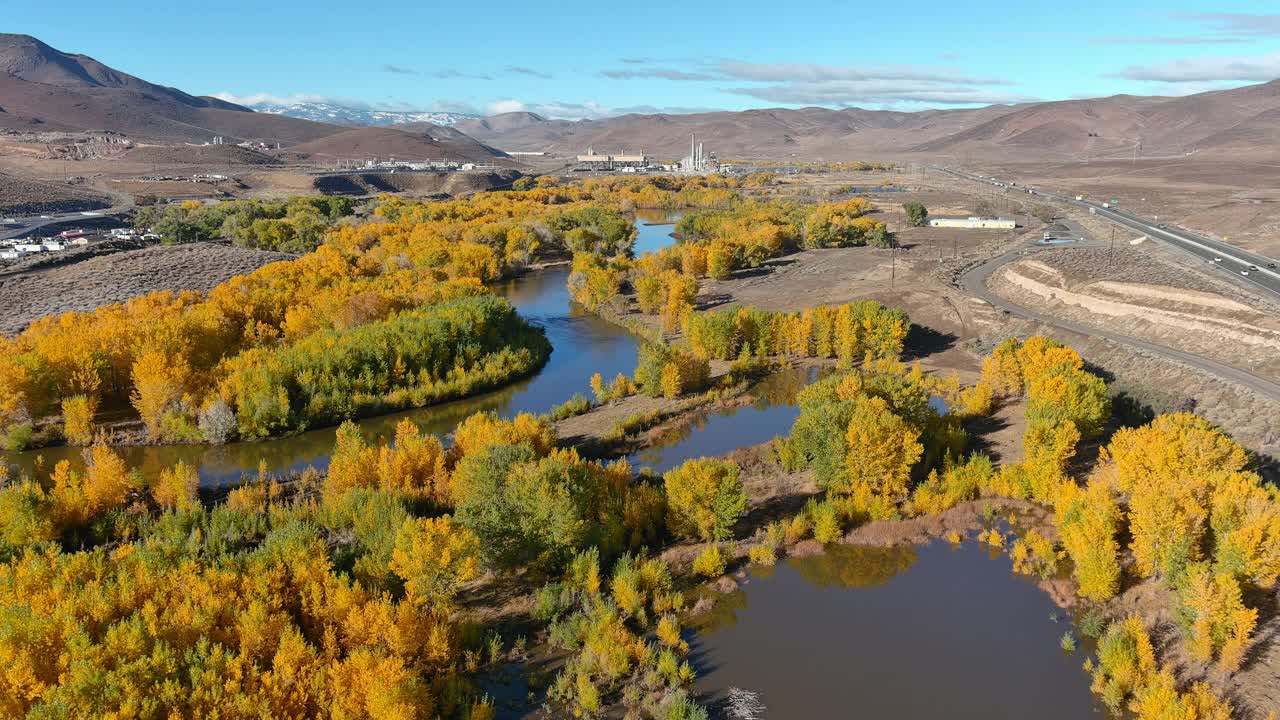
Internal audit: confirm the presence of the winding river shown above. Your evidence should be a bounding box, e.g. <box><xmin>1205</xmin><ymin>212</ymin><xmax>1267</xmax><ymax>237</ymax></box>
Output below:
<box><xmin>1</xmin><ymin>214</ymin><xmax>684</xmax><ymax>486</ymax></box>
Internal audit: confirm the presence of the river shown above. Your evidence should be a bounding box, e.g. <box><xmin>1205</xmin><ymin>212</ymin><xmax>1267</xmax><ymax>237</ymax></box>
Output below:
<box><xmin>2</xmin><ymin>213</ymin><xmax>687</xmax><ymax>486</ymax></box>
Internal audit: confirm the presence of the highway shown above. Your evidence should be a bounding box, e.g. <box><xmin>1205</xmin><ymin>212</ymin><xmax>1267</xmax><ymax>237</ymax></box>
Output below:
<box><xmin>937</xmin><ymin>166</ymin><xmax>1280</xmax><ymax>300</ymax></box>
<box><xmin>959</xmin><ymin>246</ymin><xmax>1280</xmax><ymax>403</ymax></box>
<box><xmin>936</xmin><ymin>165</ymin><xmax>1280</xmax><ymax>402</ymax></box>
<box><xmin>1</xmin><ymin>205</ymin><xmax>131</xmax><ymax>242</ymax></box>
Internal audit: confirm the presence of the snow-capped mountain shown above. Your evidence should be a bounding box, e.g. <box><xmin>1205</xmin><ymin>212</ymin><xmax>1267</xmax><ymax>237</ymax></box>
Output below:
<box><xmin>249</xmin><ymin>102</ymin><xmax>476</xmax><ymax>127</ymax></box>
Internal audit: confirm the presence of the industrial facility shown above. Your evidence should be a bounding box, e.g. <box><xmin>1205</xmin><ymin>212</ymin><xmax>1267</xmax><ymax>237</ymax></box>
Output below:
<box><xmin>575</xmin><ymin>148</ymin><xmax>650</xmax><ymax>170</ymax></box>
<box><xmin>680</xmin><ymin>135</ymin><xmax>716</xmax><ymax>174</ymax></box>
<box><xmin>928</xmin><ymin>216</ymin><xmax>1017</xmax><ymax>229</ymax></box>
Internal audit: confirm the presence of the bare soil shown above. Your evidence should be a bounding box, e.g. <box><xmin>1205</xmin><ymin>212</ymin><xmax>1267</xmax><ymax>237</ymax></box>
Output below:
<box><xmin>991</xmin><ymin>247</ymin><xmax>1280</xmax><ymax>382</ymax></box>
<box><xmin>0</xmin><ymin>242</ymin><xmax>291</xmax><ymax>334</ymax></box>
<box><xmin>0</xmin><ymin>171</ymin><xmax>111</xmax><ymax>215</ymax></box>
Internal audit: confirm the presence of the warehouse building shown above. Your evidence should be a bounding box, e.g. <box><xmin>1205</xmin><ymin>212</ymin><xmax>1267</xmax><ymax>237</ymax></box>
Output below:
<box><xmin>928</xmin><ymin>216</ymin><xmax>1017</xmax><ymax>229</ymax></box>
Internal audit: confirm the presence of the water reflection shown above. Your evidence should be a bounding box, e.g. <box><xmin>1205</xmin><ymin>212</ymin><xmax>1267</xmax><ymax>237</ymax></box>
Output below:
<box><xmin>789</xmin><ymin>544</ymin><xmax>918</xmax><ymax>589</ymax></box>
<box><xmin>632</xmin><ymin>210</ymin><xmax>683</xmax><ymax>255</ymax></box>
<box><xmin>2</xmin><ymin>267</ymin><xmax>639</xmax><ymax>487</ymax></box>
<box><xmin>628</xmin><ymin>367</ymin><xmax>821</xmax><ymax>474</ymax></box>
<box><xmin>692</xmin><ymin>540</ymin><xmax>1103</xmax><ymax>719</ymax></box>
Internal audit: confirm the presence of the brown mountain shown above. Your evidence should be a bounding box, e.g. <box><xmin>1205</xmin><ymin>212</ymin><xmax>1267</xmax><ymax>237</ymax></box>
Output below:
<box><xmin>456</xmin><ymin>81</ymin><xmax>1280</xmax><ymax>162</ymax></box>
<box><xmin>0</xmin><ymin>34</ymin><xmax>507</xmax><ymax>162</ymax></box>
<box><xmin>291</xmin><ymin>126</ymin><xmax>508</xmax><ymax>163</ymax></box>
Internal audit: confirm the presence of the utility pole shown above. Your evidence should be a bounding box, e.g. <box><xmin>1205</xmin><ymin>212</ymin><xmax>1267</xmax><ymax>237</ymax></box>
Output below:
<box><xmin>1110</xmin><ymin>226</ymin><xmax>1116</xmax><ymax>265</ymax></box>
<box><xmin>890</xmin><ymin>244</ymin><xmax>896</xmax><ymax>290</ymax></box>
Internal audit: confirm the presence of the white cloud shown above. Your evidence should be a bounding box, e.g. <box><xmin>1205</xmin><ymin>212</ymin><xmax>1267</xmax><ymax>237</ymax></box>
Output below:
<box><xmin>725</xmin><ymin>80</ymin><xmax>1036</xmax><ymax>106</ymax></box>
<box><xmin>714</xmin><ymin>60</ymin><xmax>1010</xmax><ymax>86</ymax></box>
<box><xmin>602</xmin><ymin>68</ymin><xmax>717</xmax><ymax>81</ymax></box>
<box><xmin>1115</xmin><ymin>51</ymin><xmax>1280</xmax><ymax>82</ymax></box>
<box><xmin>698</xmin><ymin>59</ymin><xmax>1024</xmax><ymax>107</ymax></box>
<box><xmin>506</xmin><ymin>66</ymin><xmax>553</xmax><ymax>79</ymax></box>
<box><xmin>1175</xmin><ymin>13</ymin><xmax>1280</xmax><ymax>37</ymax></box>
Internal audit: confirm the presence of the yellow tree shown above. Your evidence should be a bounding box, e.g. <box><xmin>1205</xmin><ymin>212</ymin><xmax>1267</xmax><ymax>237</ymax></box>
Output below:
<box><xmin>390</xmin><ymin>515</ymin><xmax>481</xmax><ymax>610</ymax></box>
<box><xmin>1179</xmin><ymin>562</ymin><xmax>1257</xmax><ymax>672</ymax></box>
<box><xmin>979</xmin><ymin>338</ymin><xmax>1024</xmax><ymax>397</ymax></box>
<box><xmin>1209</xmin><ymin>471</ymin><xmax>1280</xmax><ymax>589</ymax></box>
<box><xmin>61</xmin><ymin>395</ymin><xmax>97</xmax><ymax>446</ymax></box>
<box><xmin>153</xmin><ymin>460</ymin><xmax>199</xmax><ymax>511</ymax></box>
<box><xmin>1056</xmin><ymin>478</ymin><xmax>1122</xmax><ymax>601</ymax></box>
<box><xmin>663</xmin><ymin>458</ymin><xmax>746</xmax><ymax>542</ymax></box>
<box><xmin>130</xmin><ymin>349</ymin><xmax>190</xmax><ymax>442</ymax></box>
<box><xmin>841</xmin><ymin>395</ymin><xmax>923</xmax><ymax>502</ymax></box>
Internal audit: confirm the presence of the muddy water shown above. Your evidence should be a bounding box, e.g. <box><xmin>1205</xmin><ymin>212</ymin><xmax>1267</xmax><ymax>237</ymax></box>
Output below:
<box><xmin>3</xmin><ymin>267</ymin><xmax>639</xmax><ymax>486</ymax></box>
<box><xmin>692</xmin><ymin>541</ymin><xmax>1102</xmax><ymax>719</ymax></box>
<box><xmin>627</xmin><ymin>368</ymin><xmax>818</xmax><ymax>473</ymax></box>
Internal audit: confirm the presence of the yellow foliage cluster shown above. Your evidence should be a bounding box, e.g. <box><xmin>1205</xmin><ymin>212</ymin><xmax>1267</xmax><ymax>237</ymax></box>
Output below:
<box><xmin>682</xmin><ymin>301</ymin><xmax>909</xmax><ymax>364</ymax></box>
<box><xmin>1090</xmin><ymin>616</ymin><xmax>1233</xmax><ymax>719</ymax></box>
<box><xmin>1010</xmin><ymin>528</ymin><xmax>1058</xmax><ymax>579</ymax></box>
<box><xmin>325</xmin><ymin>420</ymin><xmax>451</xmax><ymax>507</ymax></box>
<box><xmin>1055</xmin><ymin>478</ymin><xmax>1122</xmax><ymax>601</ymax></box>
<box><xmin>663</xmin><ymin>458</ymin><xmax>746</xmax><ymax>542</ymax></box>
<box><xmin>6</xmin><ymin>185</ymin><xmax>671</xmax><ymax>448</ymax></box>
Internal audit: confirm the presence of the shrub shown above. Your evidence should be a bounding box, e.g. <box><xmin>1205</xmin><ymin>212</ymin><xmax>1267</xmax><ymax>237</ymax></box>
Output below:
<box><xmin>663</xmin><ymin>458</ymin><xmax>747</xmax><ymax>542</ymax></box>
<box><xmin>1010</xmin><ymin>528</ymin><xmax>1058</xmax><ymax>579</ymax></box>
<box><xmin>809</xmin><ymin>500</ymin><xmax>843</xmax><ymax>544</ymax></box>
<box><xmin>61</xmin><ymin>394</ymin><xmax>96</xmax><ymax>446</ymax></box>
<box><xmin>692</xmin><ymin>544</ymin><xmax>727</xmax><ymax>578</ymax></box>
<box><xmin>549</xmin><ymin>393</ymin><xmax>592</xmax><ymax>421</ymax></box>
<box><xmin>197</xmin><ymin>398</ymin><xmax>237</xmax><ymax>444</ymax></box>
<box><xmin>390</xmin><ymin>515</ymin><xmax>481</xmax><ymax>609</ymax></box>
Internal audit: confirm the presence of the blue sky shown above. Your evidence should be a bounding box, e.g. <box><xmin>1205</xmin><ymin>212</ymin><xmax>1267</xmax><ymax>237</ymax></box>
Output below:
<box><xmin>10</xmin><ymin>1</ymin><xmax>1280</xmax><ymax>118</ymax></box>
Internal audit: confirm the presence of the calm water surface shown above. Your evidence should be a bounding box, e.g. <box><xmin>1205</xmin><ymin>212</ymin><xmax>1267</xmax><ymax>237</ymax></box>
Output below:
<box><xmin>628</xmin><ymin>367</ymin><xmax>817</xmax><ymax>473</ymax></box>
<box><xmin>632</xmin><ymin>210</ymin><xmax>682</xmax><ymax>255</ymax></box>
<box><xmin>692</xmin><ymin>541</ymin><xmax>1103</xmax><ymax>719</ymax></box>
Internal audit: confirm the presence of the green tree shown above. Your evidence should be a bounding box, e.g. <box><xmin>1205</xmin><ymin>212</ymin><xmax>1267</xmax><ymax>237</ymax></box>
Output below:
<box><xmin>663</xmin><ymin>458</ymin><xmax>747</xmax><ymax>542</ymax></box>
<box><xmin>903</xmin><ymin>201</ymin><xmax>929</xmax><ymax>227</ymax></box>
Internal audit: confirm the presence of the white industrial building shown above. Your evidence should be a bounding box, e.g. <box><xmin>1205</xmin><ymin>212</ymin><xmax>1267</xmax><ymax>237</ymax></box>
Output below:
<box><xmin>575</xmin><ymin>148</ymin><xmax>649</xmax><ymax>169</ymax></box>
<box><xmin>928</xmin><ymin>216</ymin><xmax>1017</xmax><ymax>229</ymax></box>
<box><xmin>681</xmin><ymin>135</ymin><xmax>715</xmax><ymax>174</ymax></box>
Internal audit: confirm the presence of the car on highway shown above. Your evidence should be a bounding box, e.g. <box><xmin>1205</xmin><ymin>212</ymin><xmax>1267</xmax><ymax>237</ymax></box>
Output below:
<box><xmin>1269</xmin><ymin>262</ymin><xmax>1278</xmax><ymax>269</ymax></box>
<box><xmin>1241</xmin><ymin>270</ymin><xmax>1250</xmax><ymax>276</ymax></box>
<box><xmin>1214</xmin><ymin>257</ymin><xmax>1223</xmax><ymax>262</ymax></box>
<box><xmin>1249</xmin><ymin>265</ymin><xmax>1259</xmax><ymax>271</ymax></box>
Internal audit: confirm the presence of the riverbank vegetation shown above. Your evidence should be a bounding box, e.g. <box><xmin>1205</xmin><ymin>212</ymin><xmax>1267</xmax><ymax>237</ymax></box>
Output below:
<box><xmin>2</xmin><ymin>168</ymin><xmax>1274</xmax><ymax>719</ymax></box>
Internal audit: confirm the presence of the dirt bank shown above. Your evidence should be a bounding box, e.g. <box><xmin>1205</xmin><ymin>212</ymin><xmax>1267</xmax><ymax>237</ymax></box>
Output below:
<box><xmin>993</xmin><ymin>251</ymin><xmax>1280</xmax><ymax>382</ymax></box>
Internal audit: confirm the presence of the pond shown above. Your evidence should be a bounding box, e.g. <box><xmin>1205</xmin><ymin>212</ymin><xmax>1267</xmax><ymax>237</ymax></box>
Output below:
<box><xmin>3</xmin><ymin>267</ymin><xmax>639</xmax><ymax>487</ymax></box>
<box><xmin>632</xmin><ymin>210</ymin><xmax>683</xmax><ymax>255</ymax></box>
<box><xmin>691</xmin><ymin>541</ymin><xmax>1103</xmax><ymax>719</ymax></box>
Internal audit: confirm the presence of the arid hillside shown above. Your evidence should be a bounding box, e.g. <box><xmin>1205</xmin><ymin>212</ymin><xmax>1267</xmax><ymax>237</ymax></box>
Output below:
<box><xmin>458</xmin><ymin>81</ymin><xmax>1280</xmax><ymax>163</ymax></box>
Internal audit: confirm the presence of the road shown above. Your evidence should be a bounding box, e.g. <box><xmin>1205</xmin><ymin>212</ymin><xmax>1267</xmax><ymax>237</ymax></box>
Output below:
<box><xmin>1</xmin><ymin>204</ymin><xmax>132</xmax><ymax>242</ymax></box>
<box><xmin>959</xmin><ymin>246</ymin><xmax>1280</xmax><ymax>402</ymax></box>
<box><xmin>938</xmin><ymin>165</ymin><xmax>1280</xmax><ymax>401</ymax></box>
<box><xmin>937</xmin><ymin>166</ymin><xmax>1280</xmax><ymax>300</ymax></box>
